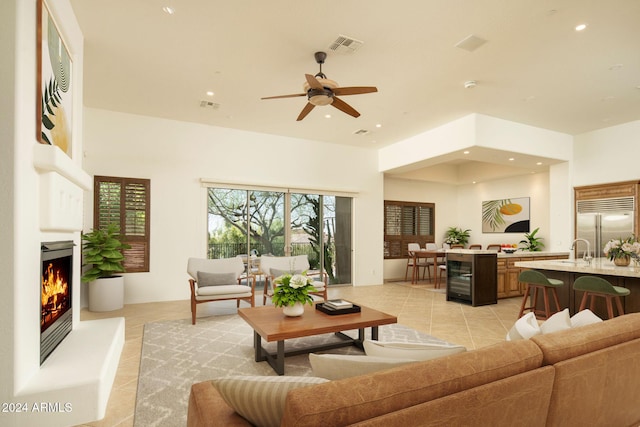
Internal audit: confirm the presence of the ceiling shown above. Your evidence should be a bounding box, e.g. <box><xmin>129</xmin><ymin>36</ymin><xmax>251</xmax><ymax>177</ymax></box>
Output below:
<box><xmin>69</xmin><ymin>0</ymin><xmax>640</xmax><ymax>184</ymax></box>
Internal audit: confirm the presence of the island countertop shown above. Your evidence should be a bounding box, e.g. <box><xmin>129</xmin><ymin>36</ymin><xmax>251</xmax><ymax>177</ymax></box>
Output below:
<box><xmin>515</xmin><ymin>257</ymin><xmax>640</xmax><ymax>278</ymax></box>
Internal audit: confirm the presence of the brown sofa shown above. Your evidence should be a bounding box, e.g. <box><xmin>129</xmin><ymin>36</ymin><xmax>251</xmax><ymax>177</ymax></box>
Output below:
<box><xmin>187</xmin><ymin>313</ymin><xmax>640</xmax><ymax>427</ymax></box>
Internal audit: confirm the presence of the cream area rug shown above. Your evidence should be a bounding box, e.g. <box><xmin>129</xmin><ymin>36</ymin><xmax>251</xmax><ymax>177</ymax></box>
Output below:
<box><xmin>134</xmin><ymin>313</ymin><xmax>444</xmax><ymax>427</ymax></box>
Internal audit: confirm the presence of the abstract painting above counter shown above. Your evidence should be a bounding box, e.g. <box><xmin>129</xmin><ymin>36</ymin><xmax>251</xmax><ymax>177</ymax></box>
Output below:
<box><xmin>482</xmin><ymin>197</ymin><xmax>530</xmax><ymax>233</ymax></box>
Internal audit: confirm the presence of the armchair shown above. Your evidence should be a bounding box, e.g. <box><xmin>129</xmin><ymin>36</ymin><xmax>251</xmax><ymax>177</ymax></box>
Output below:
<box><xmin>260</xmin><ymin>255</ymin><xmax>327</xmax><ymax>304</ymax></box>
<box><xmin>187</xmin><ymin>257</ymin><xmax>255</xmax><ymax>325</ymax></box>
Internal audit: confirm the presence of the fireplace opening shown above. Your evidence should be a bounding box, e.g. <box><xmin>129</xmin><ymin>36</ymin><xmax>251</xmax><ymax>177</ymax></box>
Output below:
<box><xmin>41</xmin><ymin>241</ymin><xmax>74</xmax><ymax>364</ymax></box>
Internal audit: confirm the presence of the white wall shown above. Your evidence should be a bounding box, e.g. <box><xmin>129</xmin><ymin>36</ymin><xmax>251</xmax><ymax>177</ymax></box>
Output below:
<box><xmin>82</xmin><ymin>108</ymin><xmax>385</xmax><ymax>304</ymax></box>
<box><xmin>572</xmin><ymin>120</ymin><xmax>640</xmax><ymax>186</ymax></box>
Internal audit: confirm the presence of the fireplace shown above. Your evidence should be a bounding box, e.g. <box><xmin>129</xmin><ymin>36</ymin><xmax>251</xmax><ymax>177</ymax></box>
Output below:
<box><xmin>40</xmin><ymin>241</ymin><xmax>74</xmax><ymax>364</ymax></box>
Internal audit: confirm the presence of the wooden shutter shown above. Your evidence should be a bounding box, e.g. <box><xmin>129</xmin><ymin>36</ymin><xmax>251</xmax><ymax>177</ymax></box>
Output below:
<box><xmin>94</xmin><ymin>176</ymin><xmax>150</xmax><ymax>272</ymax></box>
<box><xmin>384</xmin><ymin>200</ymin><xmax>435</xmax><ymax>259</ymax></box>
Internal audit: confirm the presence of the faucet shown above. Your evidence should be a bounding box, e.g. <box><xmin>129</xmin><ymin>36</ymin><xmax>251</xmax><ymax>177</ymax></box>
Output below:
<box><xmin>571</xmin><ymin>239</ymin><xmax>593</xmax><ymax>264</ymax></box>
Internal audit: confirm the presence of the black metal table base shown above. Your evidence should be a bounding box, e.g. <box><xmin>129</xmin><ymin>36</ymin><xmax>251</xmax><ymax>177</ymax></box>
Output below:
<box><xmin>254</xmin><ymin>326</ymin><xmax>379</xmax><ymax>375</ymax></box>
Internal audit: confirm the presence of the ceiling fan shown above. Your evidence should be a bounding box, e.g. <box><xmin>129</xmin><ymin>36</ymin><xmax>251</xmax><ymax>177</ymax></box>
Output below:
<box><xmin>261</xmin><ymin>51</ymin><xmax>378</xmax><ymax>121</ymax></box>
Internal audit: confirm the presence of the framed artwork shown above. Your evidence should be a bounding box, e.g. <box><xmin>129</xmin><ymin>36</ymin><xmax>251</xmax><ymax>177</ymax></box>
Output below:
<box><xmin>482</xmin><ymin>197</ymin><xmax>530</xmax><ymax>233</ymax></box>
<box><xmin>36</xmin><ymin>0</ymin><xmax>73</xmax><ymax>157</ymax></box>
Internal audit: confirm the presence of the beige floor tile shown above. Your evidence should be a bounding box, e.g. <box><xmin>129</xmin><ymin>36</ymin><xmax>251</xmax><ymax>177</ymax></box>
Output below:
<box><xmin>77</xmin><ymin>282</ymin><xmax>521</xmax><ymax>427</ymax></box>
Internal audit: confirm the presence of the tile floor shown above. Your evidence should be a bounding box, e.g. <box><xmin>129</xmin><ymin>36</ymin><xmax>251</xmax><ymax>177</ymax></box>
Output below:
<box><xmin>77</xmin><ymin>281</ymin><xmax>523</xmax><ymax>427</ymax></box>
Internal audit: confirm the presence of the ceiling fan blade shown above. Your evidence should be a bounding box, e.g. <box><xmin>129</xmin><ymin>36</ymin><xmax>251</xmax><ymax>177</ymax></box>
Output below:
<box><xmin>331</xmin><ymin>97</ymin><xmax>360</xmax><ymax>118</ymax></box>
<box><xmin>305</xmin><ymin>74</ymin><xmax>324</xmax><ymax>90</ymax></box>
<box><xmin>332</xmin><ymin>86</ymin><xmax>378</xmax><ymax>96</ymax></box>
<box><xmin>296</xmin><ymin>102</ymin><xmax>315</xmax><ymax>121</ymax></box>
<box><xmin>261</xmin><ymin>93</ymin><xmax>306</xmax><ymax>100</ymax></box>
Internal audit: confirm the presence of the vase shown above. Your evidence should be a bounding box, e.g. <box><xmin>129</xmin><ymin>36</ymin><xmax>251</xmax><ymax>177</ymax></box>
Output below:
<box><xmin>282</xmin><ymin>302</ymin><xmax>304</xmax><ymax>317</ymax></box>
<box><xmin>614</xmin><ymin>255</ymin><xmax>631</xmax><ymax>267</ymax></box>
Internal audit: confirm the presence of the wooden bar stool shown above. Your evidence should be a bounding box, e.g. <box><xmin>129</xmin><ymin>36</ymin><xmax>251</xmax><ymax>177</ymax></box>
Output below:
<box><xmin>573</xmin><ymin>275</ymin><xmax>630</xmax><ymax>319</ymax></box>
<box><xmin>517</xmin><ymin>270</ymin><xmax>564</xmax><ymax>320</ymax></box>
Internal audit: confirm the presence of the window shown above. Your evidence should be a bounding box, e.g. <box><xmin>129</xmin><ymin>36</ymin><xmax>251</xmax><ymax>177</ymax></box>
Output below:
<box><xmin>206</xmin><ymin>186</ymin><xmax>353</xmax><ymax>285</ymax></box>
<box><xmin>384</xmin><ymin>200</ymin><xmax>435</xmax><ymax>259</ymax></box>
<box><xmin>93</xmin><ymin>176</ymin><xmax>150</xmax><ymax>272</ymax></box>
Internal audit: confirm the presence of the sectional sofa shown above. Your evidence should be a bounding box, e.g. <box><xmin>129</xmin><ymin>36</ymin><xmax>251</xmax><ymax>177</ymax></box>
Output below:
<box><xmin>187</xmin><ymin>312</ymin><xmax>640</xmax><ymax>426</ymax></box>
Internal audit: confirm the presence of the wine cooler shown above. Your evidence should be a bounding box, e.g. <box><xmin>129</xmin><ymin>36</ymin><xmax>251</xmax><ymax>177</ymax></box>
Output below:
<box><xmin>446</xmin><ymin>251</ymin><xmax>497</xmax><ymax>306</ymax></box>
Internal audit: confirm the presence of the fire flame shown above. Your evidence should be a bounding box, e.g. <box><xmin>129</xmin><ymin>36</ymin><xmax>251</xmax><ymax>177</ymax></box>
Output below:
<box><xmin>42</xmin><ymin>263</ymin><xmax>69</xmax><ymax>309</ymax></box>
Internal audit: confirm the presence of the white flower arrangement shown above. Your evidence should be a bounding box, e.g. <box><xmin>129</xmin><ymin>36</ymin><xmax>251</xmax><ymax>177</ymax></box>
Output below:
<box><xmin>603</xmin><ymin>236</ymin><xmax>640</xmax><ymax>261</ymax></box>
<box><xmin>271</xmin><ymin>272</ymin><xmax>317</xmax><ymax>307</ymax></box>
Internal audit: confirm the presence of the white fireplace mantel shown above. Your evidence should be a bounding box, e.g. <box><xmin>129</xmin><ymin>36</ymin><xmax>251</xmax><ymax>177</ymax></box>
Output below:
<box><xmin>33</xmin><ymin>144</ymin><xmax>92</xmax><ymax>232</ymax></box>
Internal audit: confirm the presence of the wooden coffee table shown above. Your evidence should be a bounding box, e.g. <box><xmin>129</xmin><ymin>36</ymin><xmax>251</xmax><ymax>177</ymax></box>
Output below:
<box><xmin>238</xmin><ymin>303</ymin><xmax>397</xmax><ymax>375</ymax></box>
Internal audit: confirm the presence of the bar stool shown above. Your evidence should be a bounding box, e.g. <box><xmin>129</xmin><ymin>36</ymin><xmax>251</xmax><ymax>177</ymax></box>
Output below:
<box><xmin>573</xmin><ymin>275</ymin><xmax>630</xmax><ymax>319</ymax></box>
<box><xmin>517</xmin><ymin>270</ymin><xmax>564</xmax><ymax>320</ymax></box>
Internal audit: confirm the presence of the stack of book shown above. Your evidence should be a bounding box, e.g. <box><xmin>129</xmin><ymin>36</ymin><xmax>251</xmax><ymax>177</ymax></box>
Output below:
<box><xmin>324</xmin><ymin>299</ymin><xmax>353</xmax><ymax>310</ymax></box>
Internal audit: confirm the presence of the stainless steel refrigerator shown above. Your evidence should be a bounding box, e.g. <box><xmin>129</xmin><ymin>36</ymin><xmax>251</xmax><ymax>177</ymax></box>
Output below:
<box><xmin>576</xmin><ymin>196</ymin><xmax>635</xmax><ymax>258</ymax></box>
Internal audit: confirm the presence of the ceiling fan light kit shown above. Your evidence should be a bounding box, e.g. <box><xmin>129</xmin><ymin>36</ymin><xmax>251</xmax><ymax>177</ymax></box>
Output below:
<box><xmin>261</xmin><ymin>51</ymin><xmax>378</xmax><ymax>121</ymax></box>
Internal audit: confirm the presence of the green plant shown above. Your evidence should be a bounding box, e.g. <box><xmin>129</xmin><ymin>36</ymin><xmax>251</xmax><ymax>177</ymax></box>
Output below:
<box><xmin>271</xmin><ymin>272</ymin><xmax>318</xmax><ymax>307</ymax></box>
<box><xmin>81</xmin><ymin>224</ymin><xmax>131</xmax><ymax>282</ymax></box>
<box><xmin>519</xmin><ymin>227</ymin><xmax>545</xmax><ymax>252</ymax></box>
<box><xmin>444</xmin><ymin>227</ymin><xmax>471</xmax><ymax>246</ymax></box>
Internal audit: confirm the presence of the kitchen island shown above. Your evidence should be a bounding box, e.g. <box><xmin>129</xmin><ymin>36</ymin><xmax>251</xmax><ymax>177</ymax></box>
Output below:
<box><xmin>515</xmin><ymin>257</ymin><xmax>640</xmax><ymax>317</ymax></box>
<box><xmin>495</xmin><ymin>251</ymin><xmax>569</xmax><ymax>298</ymax></box>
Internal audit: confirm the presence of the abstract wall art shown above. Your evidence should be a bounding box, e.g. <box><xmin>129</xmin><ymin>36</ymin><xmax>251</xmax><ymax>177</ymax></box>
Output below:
<box><xmin>482</xmin><ymin>197</ymin><xmax>530</xmax><ymax>233</ymax></box>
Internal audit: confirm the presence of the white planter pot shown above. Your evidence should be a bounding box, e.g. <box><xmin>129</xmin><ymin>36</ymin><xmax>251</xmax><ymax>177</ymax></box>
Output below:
<box><xmin>282</xmin><ymin>302</ymin><xmax>304</xmax><ymax>317</ymax></box>
<box><xmin>88</xmin><ymin>276</ymin><xmax>124</xmax><ymax>312</ymax></box>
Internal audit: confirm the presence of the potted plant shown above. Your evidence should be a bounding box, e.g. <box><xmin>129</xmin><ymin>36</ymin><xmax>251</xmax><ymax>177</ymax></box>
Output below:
<box><xmin>271</xmin><ymin>272</ymin><xmax>317</xmax><ymax>317</ymax></box>
<box><xmin>519</xmin><ymin>227</ymin><xmax>545</xmax><ymax>252</ymax></box>
<box><xmin>81</xmin><ymin>224</ymin><xmax>131</xmax><ymax>312</ymax></box>
<box><xmin>444</xmin><ymin>227</ymin><xmax>471</xmax><ymax>247</ymax></box>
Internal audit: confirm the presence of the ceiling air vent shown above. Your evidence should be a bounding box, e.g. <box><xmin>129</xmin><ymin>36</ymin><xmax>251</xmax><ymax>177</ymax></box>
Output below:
<box><xmin>353</xmin><ymin>129</ymin><xmax>370</xmax><ymax>135</ymax></box>
<box><xmin>328</xmin><ymin>35</ymin><xmax>364</xmax><ymax>54</ymax></box>
<box><xmin>199</xmin><ymin>100</ymin><xmax>220</xmax><ymax>110</ymax></box>
<box><xmin>455</xmin><ymin>34</ymin><xmax>487</xmax><ymax>53</ymax></box>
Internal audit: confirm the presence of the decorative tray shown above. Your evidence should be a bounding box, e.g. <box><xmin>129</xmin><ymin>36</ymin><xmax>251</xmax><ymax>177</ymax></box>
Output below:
<box><xmin>315</xmin><ymin>303</ymin><xmax>361</xmax><ymax>315</ymax></box>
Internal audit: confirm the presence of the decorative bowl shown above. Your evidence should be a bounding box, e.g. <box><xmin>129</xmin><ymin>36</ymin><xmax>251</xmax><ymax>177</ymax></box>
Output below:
<box><xmin>503</xmin><ymin>248</ymin><xmax>517</xmax><ymax>254</ymax></box>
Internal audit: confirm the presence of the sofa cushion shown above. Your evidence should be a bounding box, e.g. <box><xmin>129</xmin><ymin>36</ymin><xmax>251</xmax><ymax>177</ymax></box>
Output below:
<box><xmin>281</xmin><ymin>340</ymin><xmax>543</xmax><ymax>426</ymax></box>
<box><xmin>540</xmin><ymin>308</ymin><xmax>571</xmax><ymax>335</ymax></box>
<box><xmin>270</xmin><ymin>268</ymin><xmax>302</xmax><ymax>277</ymax></box>
<box><xmin>506</xmin><ymin>312</ymin><xmax>541</xmax><ymax>341</ymax></box>
<box><xmin>212</xmin><ymin>375</ymin><xmax>328</xmax><ymax>427</ymax></box>
<box><xmin>197</xmin><ymin>271</ymin><xmax>237</xmax><ymax>287</ymax></box>
<box><xmin>363</xmin><ymin>340</ymin><xmax>466</xmax><ymax>360</ymax></box>
<box><xmin>309</xmin><ymin>353</ymin><xmax>417</xmax><ymax>380</ymax></box>
<box><xmin>570</xmin><ymin>309</ymin><xmax>602</xmax><ymax>328</ymax></box>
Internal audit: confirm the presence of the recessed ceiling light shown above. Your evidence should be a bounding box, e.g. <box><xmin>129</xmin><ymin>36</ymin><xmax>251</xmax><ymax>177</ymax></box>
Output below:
<box><xmin>375</xmin><ymin>123</ymin><xmax>382</xmax><ymax>128</ymax></box>
<box><xmin>536</xmin><ymin>162</ymin><xmax>543</xmax><ymax>166</ymax></box>
<box><xmin>472</xmin><ymin>181</ymin><xmax>477</xmax><ymax>184</ymax></box>
<box><xmin>324</xmin><ymin>114</ymin><xmax>331</xmax><ymax>119</ymax></box>
<box><xmin>162</xmin><ymin>6</ymin><xmax>175</xmax><ymax>14</ymax></box>
<box><xmin>206</xmin><ymin>91</ymin><xmax>214</xmax><ymax>97</ymax></box>
<box><xmin>463</xmin><ymin>151</ymin><xmax>470</xmax><ymax>154</ymax></box>
<box><xmin>575</xmin><ymin>23</ymin><xmax>587</xmax><ymax>31</ymax></box>
<box><xmin>508</xmin><ymin>157</ymin><xmax>515</xmax><ymax>161</ymax></box>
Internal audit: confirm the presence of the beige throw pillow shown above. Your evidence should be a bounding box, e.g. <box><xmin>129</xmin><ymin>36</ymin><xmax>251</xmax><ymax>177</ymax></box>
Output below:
<box><xmin>211</xmin><ymin>375</ymin><xmax>328</xmax><ymax>427</ymax></box>
<box><xmin>570</xmin><ymin>309</ymin><xmax>603</xmax><ymax>328</ymax></box>
<box><xmin>506</xmin><ymin>312</ymin><xmax>541</xmax><ymax>341</ymax></box>
<box><xmin>363</xmin><ymin>340</ymin><xmax>466</xmax><ymax>360</ymax></box>
<box><xmin>309</xmin><ymin>353</ymin><xmax>417</xmax><ymax>380</ymax></box>
<box><xmin>197</xmin><ymin>271</ymin><xmax>237</xmax><ymax>287</ymax></box>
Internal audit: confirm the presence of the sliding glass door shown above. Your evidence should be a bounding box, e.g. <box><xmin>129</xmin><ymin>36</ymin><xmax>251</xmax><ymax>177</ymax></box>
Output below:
<box><xmin>207</xmin><ymin>187</ymin><xmax>352</xmax><ymax>285</ymax></box>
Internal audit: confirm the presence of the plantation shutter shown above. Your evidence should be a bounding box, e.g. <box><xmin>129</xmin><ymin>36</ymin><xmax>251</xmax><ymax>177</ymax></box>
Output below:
<box><xmin>94</xmin><ymin>176</ymin><xmax>150</xmax><ymax>272</ymax></box>
<box><xmin>384</xmin><ymin>201</ymin><xmax>435</xmax><ymax>259</ymax></box>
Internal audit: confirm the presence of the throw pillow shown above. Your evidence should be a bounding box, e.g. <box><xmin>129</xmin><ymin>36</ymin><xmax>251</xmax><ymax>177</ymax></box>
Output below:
<box><xmin>506</xmin><ymin>312</ymin><xmax>541</xmax><ymax>341</ymax></box>
<box><xmin>197</xmin><ymin>271</ymin><xmax>237</xmax><ymax>287</ymax></box>
<box><xmin>212</xmin><ymin>375</ymin><xmax>328</xmax><ymax>427</ymax></box>
<box><xmin>540</xmin><ymin>308</ymin><xmax>571</xmax><ymax>335</ymax></box>
<box><xmin>570</xmin><ymin>309</ymin><xmax>603</xmax><ymax>328</ymax></box>
<box><xmin>309</xmin><ymin>353</ymin><xmax>417</xmax><ymax>380</ymax></box>
<box><xmin>363</xmin><ymin>340</ymin><xmax>466</xmax><ymax>360</ymax></box>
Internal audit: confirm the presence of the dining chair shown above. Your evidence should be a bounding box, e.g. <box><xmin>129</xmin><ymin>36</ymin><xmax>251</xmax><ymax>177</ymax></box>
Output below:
<box><xmin>450</xmin><ymin>244</ymin><xmax>464</xmax><ymax>249</ymax></box>
<box><xmin>486</xmin><ymin>244</ymin><xmax>502</xmax><ymax>252</ymax></box>
<box><xmin>469</xmin><ymin>244</ymin><xmax>482</xmax><ymax>250</ymax></box>
<box><xmin>405</xmin><ymin>243</ymin><xmax>428</xmax><ymax>282</ymax></box>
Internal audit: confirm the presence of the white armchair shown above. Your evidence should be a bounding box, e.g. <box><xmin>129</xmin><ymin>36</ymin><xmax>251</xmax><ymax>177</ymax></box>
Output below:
<box><xmin>259</xmin><ymin>255</ymin><xmax>327</xmax><ymax>304</ymax></box>
<box><xmin>187</xmin><ymin>257</ymin><xmax>255</xmax><ymax>324</ymax></box>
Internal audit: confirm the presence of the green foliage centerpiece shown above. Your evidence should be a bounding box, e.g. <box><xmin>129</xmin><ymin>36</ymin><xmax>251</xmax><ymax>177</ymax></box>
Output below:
<box><xmin>444</xmin><ymin>227</ymin><xmax>471</xmax><ymax>246</ymax></box>
<box><xmin>272</xmin><ymin>272</ymin><xmax>317</xmax><ymax>316</ymax></box>
<box><xmin>519</xmin><ymin>227</ymin><xmax>544</xmax><ymax>252</ymax></box>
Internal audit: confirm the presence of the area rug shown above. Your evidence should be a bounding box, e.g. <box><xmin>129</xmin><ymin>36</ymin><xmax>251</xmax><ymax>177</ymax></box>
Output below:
<box><xmin>134</xmin><ymin>314</ymin><xmax>445</xmax><ymax>427</ymax></box>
